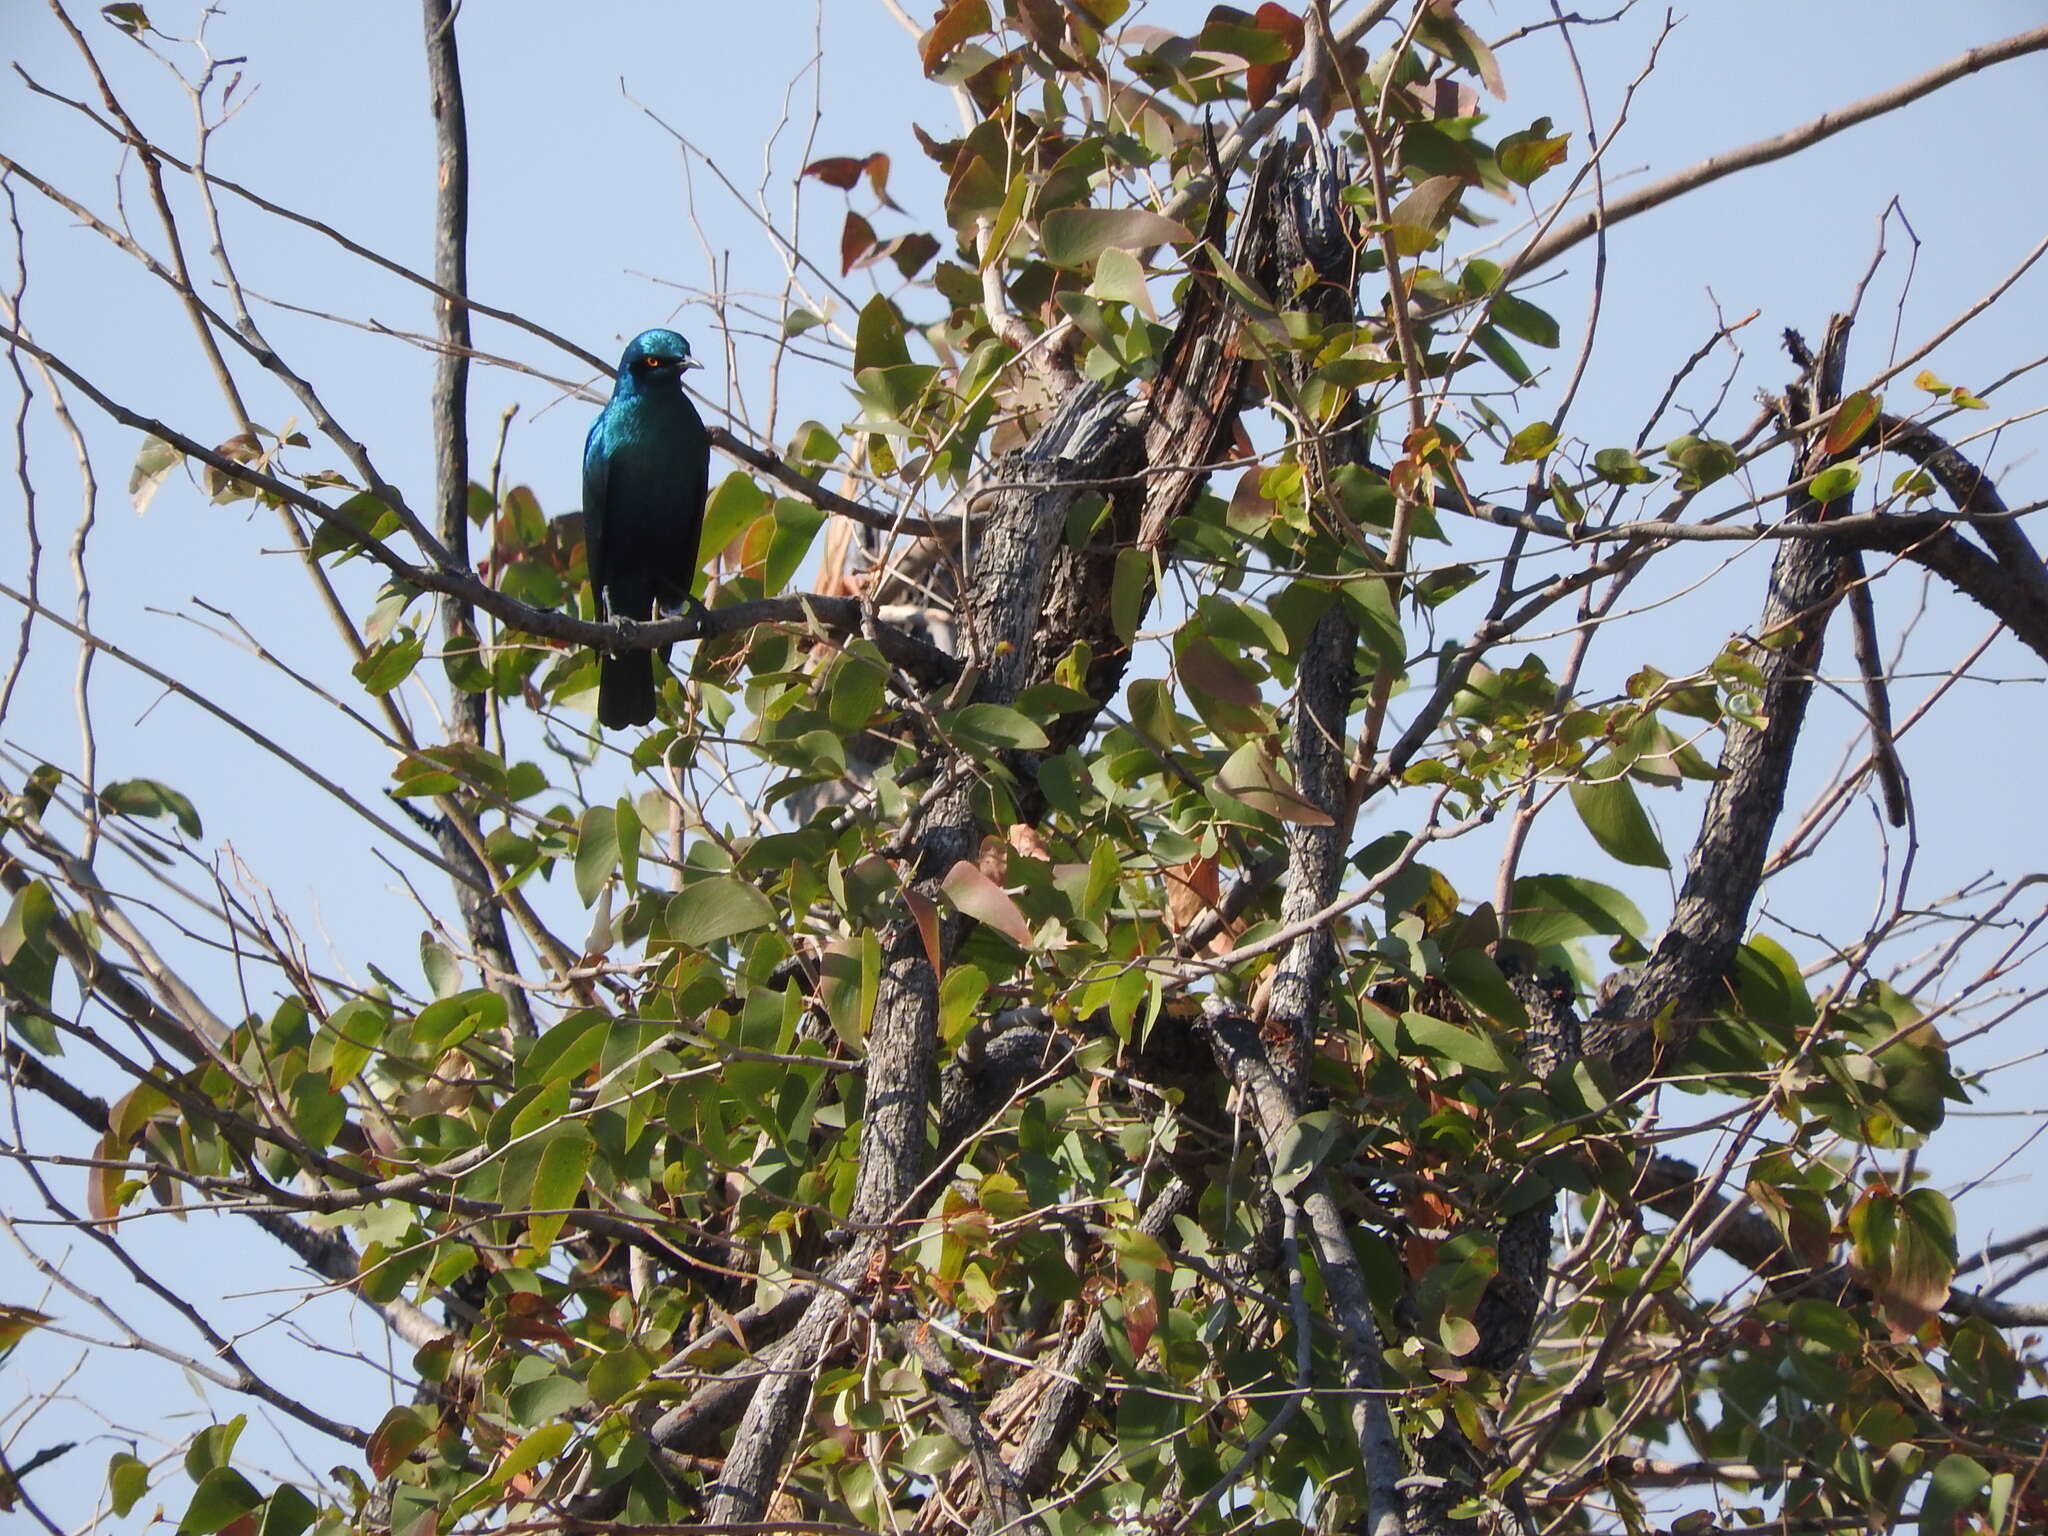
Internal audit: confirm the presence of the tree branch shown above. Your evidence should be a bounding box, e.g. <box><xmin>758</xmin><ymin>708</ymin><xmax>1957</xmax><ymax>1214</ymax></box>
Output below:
<box><xmin>1513</xmin><ymin>25</ymin><xmax>2048</xmax><ymax>281</ymax></box>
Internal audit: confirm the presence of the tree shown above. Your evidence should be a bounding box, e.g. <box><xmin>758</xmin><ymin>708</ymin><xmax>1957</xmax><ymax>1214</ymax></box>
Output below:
<box><xmin>4</xmin><ymin>3</ymin><xmax>2048</xmax><ymax>1534</ymax></box>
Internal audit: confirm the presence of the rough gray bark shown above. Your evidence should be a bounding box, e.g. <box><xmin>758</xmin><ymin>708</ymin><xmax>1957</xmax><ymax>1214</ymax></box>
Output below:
<box><xmin>1839</xmin><ymin>413</ymin><xmax>2048</xmax><ymax>665</ymax></box>
<box><xmin>1266</xmin><ymin>131</ymin><xmax>1364</xmax><ymax>1087</ymax></box>
<box><xmin>1035</xmin><ymin>140</ymin><xmax>1283</xmax><ymax>749</ymax></box>
<box><xmin>1582</xmin><ymin>320</ymin><xmax>1857</xmax><ymax>1086</ymax></box>
<box><xmin>702</xmin><ymin>382</ymin><xmax>1136</xmax><ymax>1526</ymax></box>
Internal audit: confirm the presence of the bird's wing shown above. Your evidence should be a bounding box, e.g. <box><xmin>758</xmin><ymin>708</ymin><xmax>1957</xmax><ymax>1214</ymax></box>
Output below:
<box><xmin>680</xmin><ymin>402</ymin><xmax>712</xmax><ymax>599</ymax></box>
<box><xmin>582</xmin><ymin>415</ymin><xmax>611</xmax><ymax>621</ymax></box>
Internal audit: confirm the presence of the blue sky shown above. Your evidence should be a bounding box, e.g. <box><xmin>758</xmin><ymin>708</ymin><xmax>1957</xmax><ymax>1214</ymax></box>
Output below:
<box><xmin>6</xmin><ymin>2</ymin><xmax>2048</xmax><ymax>1528</ymax></box>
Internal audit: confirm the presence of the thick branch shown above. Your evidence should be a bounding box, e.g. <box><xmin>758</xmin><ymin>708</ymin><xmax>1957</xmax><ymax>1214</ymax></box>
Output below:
<box><xmin>703</xmin><ymin>387</ymin><xmax>1123</xmax><ymax>1525</ymax></box>
<box><xmin>1583</xmin><ymin>321</ymin><xmax>1856</xmax><ymax>1087</ymax></box>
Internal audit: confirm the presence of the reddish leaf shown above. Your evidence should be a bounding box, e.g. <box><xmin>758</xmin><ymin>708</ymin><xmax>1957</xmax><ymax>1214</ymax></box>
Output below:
<box><xmin>1245</xmin><ymin>4</ymin><xmax>1304</xmax><ymax>108</ymax></box>
<box><xmin>862</xmin><ymin>152</ymin><xmax>898</xmax><ymax>208</ymax></box>
<box><xmin>1217</xmin><ymin>741</ymin><xmax>1335</xmax><ymax>826</ymax></box>
<box><xmin>1123</xmin><ymin>1280</ymin><xmax>1159</xmax><ymax>1357</ymax></box>
<box><xmin>502</xmin><ymin>1290</ymin><xmax>574</xmax><ymax>1344</ymax></box>
<box><xmin>1177</xmin><ymin>632</ymin><xmax>1262</xmax><ymax>711</ymax></box>
<box><xmin>941</xmin><ymin>859</ymin><xmax>1033</xmax><ymax>947</ymax></box>
<box><xmin>1005</xmin><ymin>824</ymin><xmax>1053</xmax><ymax>862</ymax></box>
<box><xmin>841</xmin><ymin>209</ymin><xmax>879</xmax><ymax>276</ymax></box>
<box><xmin>921</xmin><ymin>0</ymin><xmax>991</xmax><ymax>76</ymax></box>
<box><xmin>891</xmin><ymin>232</ymin><xmax>941</xmax><ymax>279</ymax></box>
<box><xmin>1014</xmin><ymin>0</ymin><xmax>1076</xmax><ymax>66</ymax></box>
<box><xmin>1163</xmin><ymin>857</ymin><xmax>1238</xmax><ymax>957</ymax></box>
<box><xmin>803</xmin><ymin>156</ymin><xmax>865</xmax><ymax>189</ymax></box>
<box><xmin>367</xmin><ymin>1406</ymin><xmax>436</xmax><ymax>1479</ymax></box>
<box><xmin>1824</xmin><ymin>390</ymin><xmax>1881</xmax><ymax>456</ymax></box>
<box><xmin>87</xmin><ymin>1132</ymin><xmax>123</xmax><ymax>1224</ymax></box>
<box><xmin>904</xmin><ymin>886</ymin><xmax>944</xmax><ymax>977</ymax></box>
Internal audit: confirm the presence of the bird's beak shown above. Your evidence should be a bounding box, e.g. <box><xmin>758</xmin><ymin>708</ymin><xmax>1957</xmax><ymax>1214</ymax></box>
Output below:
<box><xmin>681</xmin><ymin>355</ymin><xmax>703</xmax><ymax>372</ymax></box>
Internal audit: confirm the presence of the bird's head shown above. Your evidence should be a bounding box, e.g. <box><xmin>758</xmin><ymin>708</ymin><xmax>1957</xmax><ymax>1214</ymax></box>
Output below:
<box><xmin>615</xmin><ymin>328</ymin><xmax>701</xmax><ymax>395</ymax></box>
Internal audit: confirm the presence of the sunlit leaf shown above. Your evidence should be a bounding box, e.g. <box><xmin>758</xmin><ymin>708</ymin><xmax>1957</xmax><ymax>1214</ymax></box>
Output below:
<box><xmin>1041</xmin><ymin>207</ymin><xmax>1193</xmax><ymax>269</ymax></box>
<box><xmin>666</xmin><ymin>876</ymin><xmax>777</xmax><ymax>948</ymax></box>
<box><xmin>1569</xmin><ymin>761</ymin><xmax>1669</xmax><ymax>868</ymax></box>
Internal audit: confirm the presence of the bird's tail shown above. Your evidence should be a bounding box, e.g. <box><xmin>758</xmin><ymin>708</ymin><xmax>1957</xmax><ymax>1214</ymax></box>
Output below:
<box><xmin>599</xmin><ymin>649</ymin><xmax>658</xmax><ymax>729</ymax></box>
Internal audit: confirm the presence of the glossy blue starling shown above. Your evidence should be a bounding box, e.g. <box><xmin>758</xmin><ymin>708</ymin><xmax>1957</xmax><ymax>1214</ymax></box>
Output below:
<box><xmin>583</xmin><ymin>327</ymin><xmax>710</xmax><ymax>728</ymax></box>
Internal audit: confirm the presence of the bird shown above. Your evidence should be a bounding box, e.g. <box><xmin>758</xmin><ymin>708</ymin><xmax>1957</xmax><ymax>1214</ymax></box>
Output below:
<box><xmin>583</xmin><ymin>327</ymin><xmax>710</xmax><ymax>729</ymax></box>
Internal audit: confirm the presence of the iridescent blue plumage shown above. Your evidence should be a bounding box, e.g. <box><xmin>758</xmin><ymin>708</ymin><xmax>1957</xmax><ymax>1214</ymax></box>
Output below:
<box><xmin>584</xmin><ymin>327</ymin><xmax>710</xmax><ymax>728</ymax></box>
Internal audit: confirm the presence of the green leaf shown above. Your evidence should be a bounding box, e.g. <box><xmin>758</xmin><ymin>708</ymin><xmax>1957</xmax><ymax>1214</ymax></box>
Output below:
<box><xmin>322</xmin><ymin>996</ymin><xmax>388</xmax><ymax>1090</ymax></box>
<box><xmin>1474</xmin><ymin>326</ymin><xmax>1534</xmax><ymax>385</ymax></box>
<box><xmin>765</xmin><ymin>496</ymin><xmax>826</xmax><ymax>595</ymax></box>
<box><xmin>825</xmin><ymin>641</ymin><xmax>890</xmax><ymax>734</ymax></box>
<box><xmin>1733</xmin><ymin>935</ymin><xmax>1815</xmax><ymax>1031</ymax></box>
<box><xmin>940</xmin><ymin>702</ymin><xmax>1050</xmax><ymax>753</ymax></box>
<box><xmin>1489</xmin><ymin>293</ymin><xmax>1559</xmax><ymax>348</ymax></box>
<box><xmin>413</xmin><ymin>988</ymin><xmax>505</xmax><ymax>1052</ymax></box>
<box><xmin>698</xmin><ymin>471</ymin><xmax>769</xmax><ymax>560</ymax></box>
<box><xmin>1591</xmin><ymin>447</ymin><xmax>1654</xmax><ymax>486</ymax></box>
<box><xmin>288</xmin><ymin>1070</ymin><xmax>345</xmax><ymax>1149</ymax></box>
<box><xmin>1497</xmin><ymin>119</ymin><xmax>1570</xmax><ymax>185</ymax></box>
<box><xmin>614</xmin><ymin>795</ymin><xmax>642</xmax><ymax>892</ymax></box>
<box><xmin>1403</xmin><ymin>1011</ymin><xmax>1510</xmax><ymax>1073</ymax></box>
<box><xmin>107</xmin><ymin>1451</ymin><xmax>150</xmax><ymax>1517</ymax></box>
<box><xmin>854</xmin><ymin>292</ymin><xmax>912</xmax><ymax>371</ymax></box>
<box><xmin>98</xmin><ymin>777</ymin><xmax>203</xmax><ymax>838</ymax></box>
<box><xmin>666</xmin><ymin>876</ymin><xmax>777</xmax><ymax>948</ymax></box>
<box><xmin>522</xmin><ymin>1010</ymin><xmax>610</xmax><ymax>1086</ymax></box>
<box><xmin>492</xmin><ymin>1422</ymin><xmax>573</xmax><ymax>1487</ymax></box>
<box><xmin>1040</xmin><ymin>207</ymin><xmax>1193</xmax><ymax>269</ymax></box>
<box><xmin>1088</xmin><ymin>245</ymin><xmax>1155</xmax><ymax>315</ymax></box>
<box><xmin>1110</xmin><ymin>547</ymin><xmax>1150</xmax><ymax>646</ymax></box>
<box><xmin>1809</xmin><ymin>462</ymin><xmax>1860</xmax><ymax>503</ymax></box>
<box><xmin>575</xmin><ymin>805</ymin><xmax>618</xmax><ymax>907</ymax></box>
<box><xmin>1569</xmin><ymin>762</ymin><xmax>1669</xmax><ymax>868</ymax></box>
<box><xmin>1388</xmin><ymin>176</ymin><xmax>1463</xmax><ymax>255</ymax></box>
<box><xmin>1441</xmin><ymin>949</ymin><xmax>1529</xmax><ymax>1032</ymax></box>
<box><xmin>1918</xmin><ymin>1452</ymin><xmax>1988</xmax><ymax>1534</ymax></box>
<box><xmin>1507</xmin><ymin>875</ymin><xmax>1647</xmax><ymax>946</ymax></box>
<box><xmin>523</xmin><ymin>1128</ymin><xmax>595</xmax><ymax>1257</ymax></box>
<box><xmin>178</xmin><ymin>1468</ymin><xmax>263</xmax><ymax>1535</ymax></box>
<box><xmin>185</xmin><ymin>1418</ymin><xmax>245</xmax><ymax>1479</ymax></box>
<box><xmin>1216</xmin><ymin>741</ymin><xmax>1335</xmax><ymax>826</ymax></box>
<box><xmin>587</xmin><ymin>1346</ymin><xmax>653</xmax><ymax>1407</ymax></box>
<box><xmin>938</xmin><ymin>962</ymin><xmax>988</xmax><ymax>1045</ymax></box>
<box><xmin>420</xmin><ymin>935</ymin><xmax>461</xmax><ymax>999</ymax></box>
<box><xmin>1502</xmin><ymin>420</ymin><xmax>1558</xmax><ymax>464</ymax></box>
<box><xmin>352</xmin><ymin>627</ymin><xmax>424</xmax><ymax>696</ymax></box>
<box><xmin>1664</xmin><ymin>435</ymin><xmax>1739</xmax><ymax>491</ymax></box>
<box><xmin>901</xmin><ymin>1434</ymin><xmax>967</xmax><ymax>1476</ymax></box>
<box><xmin>1270</xmin><ymin>1110</ymin><xmax>1340</xmax><ymax>1196</ymax></box>
<box><xmin>256</xmin><ymin>1484</ymin><xmax>317</xmax><ymax>1536</ymax></box>
<box><xmin>820</xmin><ymin>933</ymin><xmax>880</xmax><ymax>1046</ymax></box>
